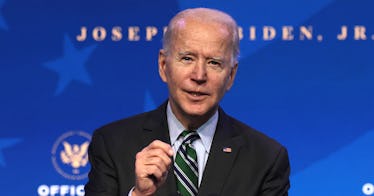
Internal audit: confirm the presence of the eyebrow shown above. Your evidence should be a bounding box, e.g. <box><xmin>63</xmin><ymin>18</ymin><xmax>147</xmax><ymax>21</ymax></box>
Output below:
<box><xmin>177</xmin><ymin>51</ymin><xmax>196</xmax><ymax>57</ymax></box>
<box><xmin>177</xmin><ymin>51</ymin><xmax>224</xmax><ymax>62</ymax></box>
<box><xmin>208</xmin><ymin>57</ymin><xmax>224</xmax><ymax>62</ymax></box>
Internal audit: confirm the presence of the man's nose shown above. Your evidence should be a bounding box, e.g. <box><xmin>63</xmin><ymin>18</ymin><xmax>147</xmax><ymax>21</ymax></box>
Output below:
<box><xmin>191</xmin><ymin>60</ymin><xmax>207</xmax><ymax>84</ymax></box>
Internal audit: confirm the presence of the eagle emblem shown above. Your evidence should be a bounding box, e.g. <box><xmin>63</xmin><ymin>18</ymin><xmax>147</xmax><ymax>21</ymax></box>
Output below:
<box><xmin>60</xmin><ymin>141</ymin><xmax>89</xmax><ymax>169</ymax></box>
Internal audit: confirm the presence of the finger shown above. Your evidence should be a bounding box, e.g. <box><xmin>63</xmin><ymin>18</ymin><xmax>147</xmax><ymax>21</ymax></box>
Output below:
<box><xmin>136</xmin><ymin>146</ymin><xmax>168</xmax><ymax>160</ymax></box>
<box><xmin>146</xmin><ymin>140</ymin><xmax>173</xmax><ymax>156</ymax></box>
<box><xmin>145</xmin><ymin>148</ymin><xmax>172</xmax><ymax>167</ymax></box>
<box><xmin>146</xmin><ymin>165</ymin><xmax>163</xmax><ymax>182</ymax></box>
<box><xmin>149</xmin><ymin>171</ymin><xmax>169</xmax><ymax>188</ymax></box>
<box><xmin>144</xmin><ymin>156</ymin><xmax>170</xmax><ymax>172</ymax></box>
<box><xmin>135</xmin><ymin>149</ymin><xmax>172</xmax><ymax>177</ymax></box>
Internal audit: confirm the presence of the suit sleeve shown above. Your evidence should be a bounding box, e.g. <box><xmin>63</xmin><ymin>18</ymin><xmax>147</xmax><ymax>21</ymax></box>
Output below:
<box><xmin>84</xmin><ymin>131</ymin><xmax>121</xmax><ymax>196</ymax></box>
<box><xmin>260</xmin><ymin>146</ymin><xmax>291</xmax><ymax>196</ymax></box>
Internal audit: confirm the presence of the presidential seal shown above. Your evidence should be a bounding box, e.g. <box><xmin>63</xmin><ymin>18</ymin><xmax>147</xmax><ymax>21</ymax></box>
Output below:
<box><xmin>51</xmin><ymin>131</ymin><xmax>91</xmax><ymax>180</ymax></box>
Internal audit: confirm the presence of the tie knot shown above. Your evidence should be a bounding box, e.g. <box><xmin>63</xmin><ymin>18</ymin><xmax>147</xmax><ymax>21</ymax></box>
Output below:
<box><xmin>180</xmin><ymin>130</ymin><xmax>199</xmax><ymax>144</ymax></box>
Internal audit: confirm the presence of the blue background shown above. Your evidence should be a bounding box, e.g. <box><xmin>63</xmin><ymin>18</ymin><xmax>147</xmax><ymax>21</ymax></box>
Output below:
<box><xmin>0</xmin><ymin>0</ymin><xmax>373</xmax><ymax>195</ymax></box>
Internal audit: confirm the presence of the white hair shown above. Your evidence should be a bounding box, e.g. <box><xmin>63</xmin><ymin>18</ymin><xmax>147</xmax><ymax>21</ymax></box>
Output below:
<box><xmin>162</xmin><ymin>8</ymin><xmax>240</xmax><ymax>62</ymax></box>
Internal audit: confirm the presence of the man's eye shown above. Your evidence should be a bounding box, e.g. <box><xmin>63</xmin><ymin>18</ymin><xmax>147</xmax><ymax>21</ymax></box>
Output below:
<box><xmin>208</xmin><ymin>61</ymin><xmax>221</xmax><ymax>66</ymax></box>
<box><xmin>181</xmin><ymin>56</ymin><xmax>192</xmax><ymax>61</ymax></box>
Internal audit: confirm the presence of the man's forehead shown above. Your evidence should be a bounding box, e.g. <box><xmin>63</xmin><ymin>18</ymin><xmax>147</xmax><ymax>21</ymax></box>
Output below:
<box><xmin>174</xmin><ymin>17</ymin><xmax>227</xmax><ymax>30</ymax></box>
<box><xmin>173</xmin><ymin>21</ymin><xmax>231</xmax><ymax>42</ymax></box>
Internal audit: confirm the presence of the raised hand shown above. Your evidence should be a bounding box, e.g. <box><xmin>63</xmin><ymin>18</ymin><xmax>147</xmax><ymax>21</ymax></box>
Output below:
<box><xmin>132</xmin><ymin>140</ymin><xmax>174</xmax><ymax>196</ymax></box>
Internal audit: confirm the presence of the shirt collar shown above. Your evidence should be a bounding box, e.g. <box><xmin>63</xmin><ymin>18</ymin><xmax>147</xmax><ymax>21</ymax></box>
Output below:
<box><xmin>167</xmin><ymin>102</ymin><xmax>218</xmax><ymax>153</ymax></box>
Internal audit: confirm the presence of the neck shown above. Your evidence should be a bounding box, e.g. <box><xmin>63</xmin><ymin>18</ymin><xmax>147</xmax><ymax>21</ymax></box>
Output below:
<box><xmin>170</xmin><ymin>103</ymin><xmax>218</xmax><ymax>130</ymax></box>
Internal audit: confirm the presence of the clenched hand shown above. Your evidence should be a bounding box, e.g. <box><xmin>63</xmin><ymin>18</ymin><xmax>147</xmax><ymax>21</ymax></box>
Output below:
<box><xmin>132</xmin><ymin>140</ymin><xmax>174</xmax><ymax>196</ymax></box>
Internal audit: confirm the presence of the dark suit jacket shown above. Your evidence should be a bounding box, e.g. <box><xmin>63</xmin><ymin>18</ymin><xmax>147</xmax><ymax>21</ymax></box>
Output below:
<box><xmin>85</xmin><ymin>102</ymin><xmax>290</xmax><ymax>196</ymax></box>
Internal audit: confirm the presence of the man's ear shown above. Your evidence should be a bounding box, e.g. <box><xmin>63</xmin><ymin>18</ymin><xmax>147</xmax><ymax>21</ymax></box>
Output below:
<box><xmin>158</xmin><ymin>49</ymin><xmax>168</xmax><ymax>83</ymax></box>
<box><xmin>226</xmin><ymin>63</ymin><xmax>238</xmax><ymax>91</ymax></box>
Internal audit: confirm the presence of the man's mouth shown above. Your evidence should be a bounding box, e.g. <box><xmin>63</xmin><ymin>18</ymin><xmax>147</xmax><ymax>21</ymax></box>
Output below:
<box><xmin>186</xmin><ymin>90</ymin><xmax>209</xmax><ymax>97</ymax></box>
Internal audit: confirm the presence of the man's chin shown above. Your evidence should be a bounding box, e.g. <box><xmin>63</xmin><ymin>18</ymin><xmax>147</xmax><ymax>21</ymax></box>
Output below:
<box><xmin>183</xmin><ymin>105</ymin><xmax>216</xmax><ymax>118</ymax></box>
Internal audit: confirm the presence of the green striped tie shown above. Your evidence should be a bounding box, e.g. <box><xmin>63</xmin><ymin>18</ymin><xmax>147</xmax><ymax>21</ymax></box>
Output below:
<box><xmin>174</xmin><ymin>130</ymin><xmax>199</xmax><ymax>196</ymax></box>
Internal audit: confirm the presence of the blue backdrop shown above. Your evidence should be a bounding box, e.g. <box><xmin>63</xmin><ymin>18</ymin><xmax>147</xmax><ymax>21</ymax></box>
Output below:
<box><xmin>0</xmin><ymin>0</ymin><xmax>373</xmax><ymax>195</ymax></box>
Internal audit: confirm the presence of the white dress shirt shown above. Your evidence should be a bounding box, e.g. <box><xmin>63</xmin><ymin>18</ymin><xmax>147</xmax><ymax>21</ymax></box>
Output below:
<box><xmin>167</xmin><ymin>102</ymin><xmax>218</xmax><ymax>186</ymax></box>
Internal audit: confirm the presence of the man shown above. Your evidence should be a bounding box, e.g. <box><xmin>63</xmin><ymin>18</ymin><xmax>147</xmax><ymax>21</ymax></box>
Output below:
<box><xmin>85</xmin><ymin>8</ymin><xmax>290</xmax><ymax>196</ymax></box>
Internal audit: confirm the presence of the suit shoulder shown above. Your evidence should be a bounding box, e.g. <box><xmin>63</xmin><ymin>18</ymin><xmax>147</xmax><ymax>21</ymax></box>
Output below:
<box><xmin>93</xmin><ymin>110</ymin><xmax>151</xmax><ymax>139</ymax></box>
<box><xmin>227</xmin><ymin>115</ymin><xmax>285</xmax><ymax>151</ymax></box>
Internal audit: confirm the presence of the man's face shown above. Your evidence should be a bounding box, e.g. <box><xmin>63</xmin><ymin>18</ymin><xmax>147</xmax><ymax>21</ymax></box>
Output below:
<box><xmin>159</xmin><ymin>19</ymin><xmax>238</xmax><ymax>125</ymax></box>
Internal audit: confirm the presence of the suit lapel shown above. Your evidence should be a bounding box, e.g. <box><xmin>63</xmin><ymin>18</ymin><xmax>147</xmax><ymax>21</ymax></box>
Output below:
<box><xmin>141</xmin><ymin>104</ymin><xmax>242</xmax><ymax>195</ymax></box>
<box><xmin>142</xmin><ymin>103</ymin><xmax>170</xmax><ymax>145</ymax></box>
<box><xmin>141</xmin><ymin>102</ymin><xmax>178</xmax><ymax>196</ymax></box>
<box><xmin>198</xmin><ymin>109</ymin><xmax>244</xmax><ymax>196</ymax></box>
